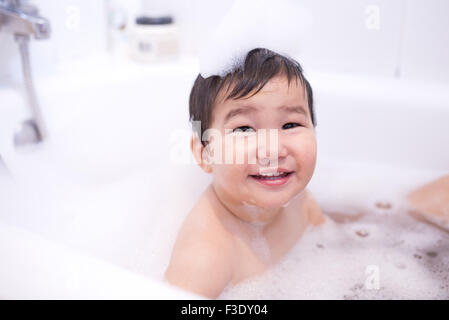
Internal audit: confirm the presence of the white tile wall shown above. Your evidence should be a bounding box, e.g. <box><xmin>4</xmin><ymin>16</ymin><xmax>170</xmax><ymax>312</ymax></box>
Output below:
<box><xmin>0</xmin><ymin>0</ymin><xmax>107</xmax><ymax>83</ymax></box>
<box><xmin>297</xmin><ymin>0</ymin><xmax>405</xmax><ymax>77</ymax></box>
<box><xmin>0</xmin><ymin>0</ymin><xmax>448</xmax><ymax>84</ymax></box>
<box><xmin>31</xmin><ymin>0</ymin><xmax>107</xmax><ymax>73</ymax></box>
<box><xmin>400</xmin><ymin>0</ymin><xmax>449</xmax><ymax>83</ymax></box>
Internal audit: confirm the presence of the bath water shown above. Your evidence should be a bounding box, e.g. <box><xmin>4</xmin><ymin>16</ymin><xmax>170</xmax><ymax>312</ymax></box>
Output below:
<box><xmin>217</xmin><ymin>162</ymin><xmax>449</xmax><ymax>299</ymax></box>
<box><xmin>2</xmin><ymin>152</ymin><xmax>447</xmax><ymax>299</ymax></box>
<box><xmin>218</xmin><ymin>208</ymin><xmax>449</xmax><ymax>299</ymax></box>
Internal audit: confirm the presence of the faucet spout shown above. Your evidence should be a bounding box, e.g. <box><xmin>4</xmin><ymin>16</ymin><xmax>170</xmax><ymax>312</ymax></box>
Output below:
<box><xmin>0</xmin><ymin>1</ymin><xmax>50</xmax><ymax>39</ymax></box>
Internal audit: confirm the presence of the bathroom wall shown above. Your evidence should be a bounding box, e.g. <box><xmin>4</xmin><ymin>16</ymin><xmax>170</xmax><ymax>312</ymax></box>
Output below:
<box><xmin>0</xmin><ymin>33</ymin><xmax>18</xmax><ymax>83</ymax></box>
<box><xmin>0</xmin><ymin>0</ymin><xmax>107</xmax><ymax>85</ymax></box>
<box><xmin>400</xmin><ymin>0</ymin><xmax>449</xmax><ymax>83</ymax></box>
<box><xmin>296</xmin><ymin>0</ymin><xmax>405</xmax><ymax>77</ymax></box>
<box><xmin>0</xmin><ymin>0</ymin><xmax>448</xmax><ymax>85</ymax></box>
<box><xmin>187</xmin><ymin>0</ymin><xmax>449</xmax><ymax>82</ymax></box>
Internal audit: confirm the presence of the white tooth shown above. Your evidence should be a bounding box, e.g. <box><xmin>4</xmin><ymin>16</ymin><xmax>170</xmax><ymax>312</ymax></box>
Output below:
<box><xmin>261</xmin><ymin>173</ymin><xmax>271</xmax><ymax>176</ymax></box>
<box><xmin>260</xmin><ymin>172</ymin><xmax>284</xmax><ymax>177</ymax></box>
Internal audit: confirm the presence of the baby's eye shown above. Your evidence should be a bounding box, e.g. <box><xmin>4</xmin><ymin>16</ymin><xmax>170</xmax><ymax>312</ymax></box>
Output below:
<box><xmin>282</xmin><ymin>122</ymin><xmax>301</xmax><ymax>130</ymax></box>
<box><xmin>233</xmin><ymin>126</ymin><xmax>256</xmax><ymax>133</ymax></box>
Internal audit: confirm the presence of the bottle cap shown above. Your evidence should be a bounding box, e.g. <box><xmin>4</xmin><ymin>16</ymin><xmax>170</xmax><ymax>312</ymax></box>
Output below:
<box><xmin>135</xmin><ymin>16</ymin><xmax>173</xmax><ymax>25</ymax></box>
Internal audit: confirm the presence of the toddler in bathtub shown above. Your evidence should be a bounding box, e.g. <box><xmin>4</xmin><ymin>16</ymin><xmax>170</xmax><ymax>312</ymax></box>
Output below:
<box><xmin>164</xmin><ymin>48</ymin><xmax>326</xmax><ymax>298</ymax></box>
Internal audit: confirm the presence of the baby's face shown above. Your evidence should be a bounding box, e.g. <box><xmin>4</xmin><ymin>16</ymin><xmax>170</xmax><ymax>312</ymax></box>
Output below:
<box><xmin>206</xmin><ymin>75</ymin><xmax>317</xmax><ymax>211</ymax></box>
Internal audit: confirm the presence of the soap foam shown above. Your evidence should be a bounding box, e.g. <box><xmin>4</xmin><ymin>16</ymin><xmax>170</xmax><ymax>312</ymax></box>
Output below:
<box><xmin>219</xmin><ymin>211</ymin><xmax>449</xmax><ymax>299</ymax></box>
<box><xmin>249</xmin><ymin>227</ymin><xmax>272</xmax><ymax>264</ymax></box>
<box><xmin>218</xmin><ymin>163</ymin><xmax>449</xmax><ymax>299</ymax></box>
<box><xmin>199</xmin><ymin>0</ymin><xmax>314</xmax><ymax>78</ymax></box>
<box><xmin>2</xmin><ymin>147</ymin><xmax>448</xmax><ymax>299</ymax></box>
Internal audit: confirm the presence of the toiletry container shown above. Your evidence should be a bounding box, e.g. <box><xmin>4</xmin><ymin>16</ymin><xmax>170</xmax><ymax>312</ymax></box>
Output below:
<box><xmin>128</xmin><ymin>16</ymin><xmax>179</xmax><ymax>63</ymax></box>
<box><xmin>106</xmin><ymin>0</ymin><xmax>128</xmax><ymax>56</ymax></box>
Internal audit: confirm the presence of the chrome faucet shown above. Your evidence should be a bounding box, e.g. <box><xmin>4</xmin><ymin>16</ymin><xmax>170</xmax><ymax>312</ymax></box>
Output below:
<box><xmin>0</xmin><ymin>0</ymin><xmax>50</xmax><ymax>39</ymax></box>
<box><xmin>0</xmin><ymin>0</ymin><xmax>50</xmax><ymax>146</ymax></box>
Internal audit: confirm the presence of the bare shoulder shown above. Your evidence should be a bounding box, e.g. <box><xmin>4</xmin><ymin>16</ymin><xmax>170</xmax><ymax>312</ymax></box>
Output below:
<box><xmin>165</xmin><ymin>187</ymin><xmax>235</xmax><ymax>298</ymax></box>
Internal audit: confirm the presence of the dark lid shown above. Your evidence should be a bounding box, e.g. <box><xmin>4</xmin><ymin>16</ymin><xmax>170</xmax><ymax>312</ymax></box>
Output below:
<box><xmin>135</xmin><ymin>16</ymin><xmax>173</xmax><ymax>25</ymax></box>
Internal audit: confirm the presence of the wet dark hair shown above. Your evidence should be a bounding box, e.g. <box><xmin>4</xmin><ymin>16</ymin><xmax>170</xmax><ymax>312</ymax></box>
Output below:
<box><xmin>189</xmin><ymin>48</ymin><xmax>315</xmax><ymax>145</ymax></box>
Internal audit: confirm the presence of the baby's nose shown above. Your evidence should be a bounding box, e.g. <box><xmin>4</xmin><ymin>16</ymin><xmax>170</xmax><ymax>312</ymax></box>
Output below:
<box><xmin>256</xmin><ymin>129</ymin><xmax>287</xmax><ymax>165</ymax></box>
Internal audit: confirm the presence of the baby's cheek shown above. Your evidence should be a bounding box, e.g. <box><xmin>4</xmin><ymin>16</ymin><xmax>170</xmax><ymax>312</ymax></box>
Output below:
<box><xmin>215</xmin><ymin>163</ymin><xmax>247</xmax><ymax>186</ymax></box>
<box><xmin>212</xmin><ymin>166</ymin><xmax>235</xmax><ymax>197</ymax></box>
<box><xmin>219</xmin><ymin>135</ymin><xmax>250</xmax><ymax>165</ymax></box>
<box><xmin>295</xmin><ymin>137</ymin><xmax>317</xmax><ymax>172</ymax></box>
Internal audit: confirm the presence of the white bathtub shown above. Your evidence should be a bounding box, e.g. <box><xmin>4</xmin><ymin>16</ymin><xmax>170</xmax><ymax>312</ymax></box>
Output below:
<box><xmin>0</xmin><ymin>56</ymin><xmax>207</xmax><ymax>299</ymax></box>
<box><xmin>0</xmin><ymin>55</ymin><xmax>448</xmax><ymax>299</ymax></box>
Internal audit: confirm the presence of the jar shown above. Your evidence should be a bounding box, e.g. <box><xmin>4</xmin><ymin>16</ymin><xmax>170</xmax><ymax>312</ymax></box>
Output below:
<box><xmin>128</xmin><ymin>16</ymin><xmax>179</xmax><ymax>63</ymax></box>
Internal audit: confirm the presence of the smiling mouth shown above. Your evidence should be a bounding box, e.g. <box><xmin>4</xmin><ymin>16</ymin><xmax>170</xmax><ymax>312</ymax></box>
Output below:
<box><xmin>249</xmin><ymin>172</ymin><xmax>293</xmax><ymax>180</ymax></box>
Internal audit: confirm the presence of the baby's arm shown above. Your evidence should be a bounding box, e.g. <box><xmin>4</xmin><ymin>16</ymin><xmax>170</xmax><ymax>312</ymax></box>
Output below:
<box><xmin>165</xmin><ymin>229</ymin><xmax>234</xmax><ymax>299</ymax></box>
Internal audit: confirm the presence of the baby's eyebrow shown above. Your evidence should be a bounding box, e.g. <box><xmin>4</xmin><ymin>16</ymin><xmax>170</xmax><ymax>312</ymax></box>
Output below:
<box><xmin>224</xmin><ymin>106</ymin><xmax>257</xmax><ymax>124</ymax></box>
<box><xmin>278</xmin><ymin>105</ymin><xmax>308</xmax><ymax>116</ymax></box>
<box><xmin>223</xmin><ymin>105</ymin><xmax>307</xmax><ymax>124</ymax></box>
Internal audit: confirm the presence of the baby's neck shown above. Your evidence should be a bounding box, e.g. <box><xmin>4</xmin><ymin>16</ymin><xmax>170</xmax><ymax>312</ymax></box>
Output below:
<box><xmin>208</xmin><ymin>184</ymin><xmax>312</xmax><ymax>265</ymax></box>
<box><xmin>209</xmin><ymin>184</ymin><xmax>310</xmax><ymax>241</ymax></box>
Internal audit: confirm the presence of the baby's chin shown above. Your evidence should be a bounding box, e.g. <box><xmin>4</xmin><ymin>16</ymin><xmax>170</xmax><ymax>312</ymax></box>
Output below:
<box><xmin>241</xmin><ymin>190</ymin><xmax>303</xmax><ymax>210</ymax></box>
<box><xmin>234</xmin><ymin>192</ymin><xmax>305</xmax><ymax>225</ymax></box>
<box><xmin>243</xmin><ymin>183</ymin><xmax>307</xmax><ymax>208</ymax></box>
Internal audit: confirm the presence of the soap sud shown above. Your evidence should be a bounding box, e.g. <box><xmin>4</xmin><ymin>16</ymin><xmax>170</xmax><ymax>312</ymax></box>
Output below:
<box><xmin>219</xmin><ymin>163</ymin><xmax>449</xmax><ymax>299</ymax></box>
<box><xmin>241</xmin><ymin>200</ymin><xmax>266</xmax><ymax>219</ymax></box>
<box><xmin>2</xmin><ymin>151</ymin><xmax>448</xmax><ymax>298</ymax></box>
<box><xmin>250</xmin><ymin>229</ymin><xmax>272</xmax><ymax>264</ymax></box>
<box><xmin>308</xmin><ymin>160</ymin><xmax>445</xmax><ymax>217</ymax></box>
<box><xmin>0</xmin><ymin>150</ymin><xmax>209</xmax><ymax>279</ymax></box>
<box><xmin>199</xmin><ymin>0</ymin><xmax>314</xmax><ymax>78</ymax></box>
<box><xmin>219</xmin><ymin>212</ymin><xmax>449</xmax><ymax>299</ymax></box>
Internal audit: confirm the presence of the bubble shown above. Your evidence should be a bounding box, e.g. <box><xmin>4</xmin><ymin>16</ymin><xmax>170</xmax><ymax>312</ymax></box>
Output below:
<box><xmin>375</xmin><ymin>201</ymin><xmax>393</xmax><ymax>210</ymax></box>
<box><xmin>199</xmin><ymin>0</ymin><xmax>314</xmax><ymax>78</ymax></box>
<box><xmin>426</xmin><ymin>251</ymin><xmax>438</xmax><ymax>258</ymax></box>
<box><xmin>218</xmin><ymin>164</ymin><xmax>449</xmax><ymax>299</ymax></box>
<box><xmin>355</xmin><ymin>230</ymin><xmax>370</xmax><ymax>238</ymax></box>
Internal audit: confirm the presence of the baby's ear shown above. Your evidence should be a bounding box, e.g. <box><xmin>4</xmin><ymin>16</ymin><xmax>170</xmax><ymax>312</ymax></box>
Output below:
<box><xmin>190</xmin><ymin>133</ymin><xmax>212</xmax><ymax>174</ymax></box>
